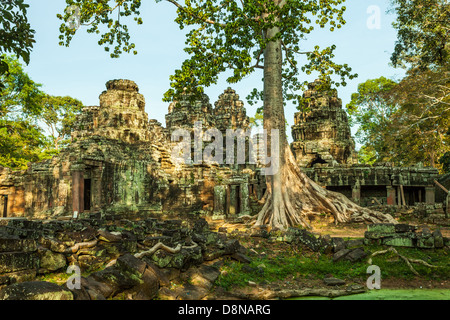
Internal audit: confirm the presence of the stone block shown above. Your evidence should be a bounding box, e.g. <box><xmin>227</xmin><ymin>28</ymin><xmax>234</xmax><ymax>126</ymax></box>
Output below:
<box><xmin>394</xmin><ymin>224</ymin><xmax>417</xmax><ymax>233</ymax></box>
<box><xmin>0</xmin><ymin>252</ymin><xmax>39</xmax><ymax>274</ymax></box>
<box><xmin>0</xmin><ymin>238</ymin><xmax>37</xmax><ymax>253</ymax></box>
<box><xmin>417</xmin><ymin>236</ymin><xmax>434</xmax><ymax>249</ymax></box>
<box><xmin>39</xmin><ymin>249</ymin><xmax>67</xmax><ymax>272</ymax></box>
<box><xmin>432</xmin><ymin>230</ymin><xmax>444</xmax><ymax>248</ymax></box>
<box><xmin>383</xmin><ymin>237</ymin><xmax>415</xmax><ymax>247</ymax></box>
<box><xmin>367</xmin><ymin>223</ymin><xmax>396</xmax><ymax>234</ymax></box>
<box><xmin>332</xmin><ymin>249</ymin><xmax>351</xmax><ymax>262</ymax></box>
<box><xmin>346</xmin><ymin>248</ymin><xmax>368</xmax><ymax>262</ymax></box>
<box><xmin>0</xmin><ymin>281</ymin><xmax>73</xmax><ymax>300</ymax></box>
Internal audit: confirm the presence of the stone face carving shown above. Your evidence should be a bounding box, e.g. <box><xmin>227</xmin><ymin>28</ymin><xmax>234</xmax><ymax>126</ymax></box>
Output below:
<box><xmin>291</xmin><ymin>79</ymin><xmax>358</xmax><ymax>167</ymax></box>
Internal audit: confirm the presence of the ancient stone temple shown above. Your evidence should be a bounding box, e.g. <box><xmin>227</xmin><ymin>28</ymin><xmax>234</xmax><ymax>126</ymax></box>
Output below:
<box><xmin>292</xmin><ymin>80</ymin><xmax>440</xmax><ymax>208</ymax></box>
<box><xmin>0</xmin><ymin>80</ymin><xmax>263</xmax><ymax>220</ymax></box>
<box><xmin>0</xmin><ymin>79</ymin><xmax>445</xmax><ymax>221</ymax></box>
<box><xmin>291</xmin><ymin>79</ymin><xmax>358</xmax><ymax>167</ymax></box>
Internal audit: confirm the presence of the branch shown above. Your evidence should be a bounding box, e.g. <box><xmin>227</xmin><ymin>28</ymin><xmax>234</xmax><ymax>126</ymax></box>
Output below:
<box><xmin>165</xmin><ymin>0</ymin><xmax>227</xmax><ymax>27</ymax></box>
<box><xmin>81</xmin><ymin>1</ymin><xmax>125</xmax><ymax>26</ymax></box>
<box><xmin>250</xmin><ymin>47</ymin><xmax>264</xmax><ymax>69</ymax></box>
<box><xmin>281</xmin><ymin>40</ymin><xmax>298</xmax><ymax>70</ymax></box>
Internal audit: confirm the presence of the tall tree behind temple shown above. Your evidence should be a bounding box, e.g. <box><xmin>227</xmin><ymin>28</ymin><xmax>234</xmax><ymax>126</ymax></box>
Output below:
<box><xmin>348</xmin><ymin>0</ymin><xmax>449</xmax><ymax>171</ymax></box>
<box><xmin>347</xmin><ymin>73</ymin><xmax>449</xmax><ymax>171</ymax></box>
<box><xmin>0</xmin><ymin>0</ymin><xmax>35</xmax><ymax>92</ymax></box>
<box><xmin>40</xmin><ymin>95</ymin><xmax>84</xmax><ymax>152</ymax></box>
<box><xmin>0</xmin><ymin>56</ymin><xmax>83</xmax><ymax>170</ymax></box>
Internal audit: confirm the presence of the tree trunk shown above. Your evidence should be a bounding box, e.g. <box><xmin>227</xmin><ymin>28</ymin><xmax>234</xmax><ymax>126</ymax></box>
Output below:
<box><xmin>255</xmin><ymin>25</ymin><xmax>396</xmax><ymax>230</ymax></box>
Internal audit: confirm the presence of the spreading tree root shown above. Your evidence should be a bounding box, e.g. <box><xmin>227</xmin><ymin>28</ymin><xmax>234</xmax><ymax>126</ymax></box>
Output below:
<box><xmin>254</xmin><ymin>145</ymin><xmax>397</xmax><ymax>230</ymax></box>
<box><xmin>367</xmin><ymin>247</ymin><xmax>441</xmax><ymax>276</ymax></box>
<box><xmin>228</xmin><ymin>287</ymin><xmax>366</xmax><ymax>300</ymax></box>
<box><xmin>65</xmin><ymin>239</ymin><xmax>98</xmax><ymax>254</ymax></box>
<box><xmin>134</xmin><ymin>241</ymin><xmax>198</xmax><ymax>259</ymax></box>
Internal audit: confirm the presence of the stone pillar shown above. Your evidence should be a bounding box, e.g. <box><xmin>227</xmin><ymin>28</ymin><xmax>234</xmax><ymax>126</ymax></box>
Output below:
<box><xmin>386</xmin><ymin>186</ymin><xmax>396</xmax><ymax>206</ymax></box>
<box><xmin>213</xmin><ymin>185</ymin><xmax>226</xmax><ymax>219</ymax></box>
<box><xmin>352</xmin><ymin>183</ymin><xmax>361</xmax><ymax>205</ymax></box>
<box><xmin>72</xmin><ymin>170</ymin><xmax>84</xmax><ymax>218</ymax></box>
<box><xmin>239</xmin><ymin>183</ymin><xmax>250</xmax><ymax>216</ymax></box>
<box><xmin>446</xmin><ymin>193</ymin><xmax>450</xmax><ymax>218</ymax></box>
<box><xmin>226</xmin><ymin>186</ymin><xmax>231</xmax><ymax>216</ymax></box>
<box><xmin>229</xmin><ymin>185</ymin><xmax>237</xmax><ymax>216</ymax></box>
<box><xmin>91</xmin><ymin>168</ymin><xmax>102</xmax><ymax>212</ymax></box>
<box><xmin>425</xmin><ymin>186</ymin><xmax>435</xmax><ymax>205</ymax></box>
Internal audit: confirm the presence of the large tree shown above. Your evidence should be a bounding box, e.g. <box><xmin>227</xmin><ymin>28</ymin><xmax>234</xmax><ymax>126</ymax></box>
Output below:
<box><xmin>0</xmin><ymin>56</ymin><xmax>84</xmax><ymax>170</ymax></box>
<box><xmin>58</xmin><ymin>0</ymin><xmax>395</xmax><ymax>229</ymax></box>
<box><xmin>0</xmin><ymin>0</ymin><xmax>35</xmax><ymax>91</ymax></box>
<box><xmin>348</xmin><ymin>0</ymin><xmax>449</xmax><ymax>171</ymax></box>
<box><xmin>40</xmin><ymin>94</ymin><xmax>84</xmax><ymax>151</ymax></box>
<box><xmin>390</xmin><ymin>0</ymin><xmax>449</xmax><ymax>70</ymax></box>
<box><xmin>347</xmin><ymin>74</ymin><xmax>449</xmax><ymax>170</ymax></box>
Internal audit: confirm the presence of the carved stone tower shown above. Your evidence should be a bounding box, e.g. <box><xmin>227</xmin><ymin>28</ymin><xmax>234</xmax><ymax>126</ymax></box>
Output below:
<box><xmin>291</xmin><ymin>79</ymin><xmax>358</xmax><ymax>167</ymax></box>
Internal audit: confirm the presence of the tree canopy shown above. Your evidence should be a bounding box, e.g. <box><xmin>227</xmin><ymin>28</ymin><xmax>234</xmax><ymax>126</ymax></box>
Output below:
<box><xmin>390</xmin><ymin>0</ymin><xmax>449</xmax><ymax>70</ymax></box>
<box><xmin>0</xmin><ymin>56</ymin><xmax>84</xmax><ymax>170</ymax></box>
<box><xmin>57</xmin><ymin>0</ymin><xmax>357</xmax><ymax>105</ymax></box>
<box><xmin>0</xmin><ymin>0</ymin><xmax>35</xmax><ymax>91</ymax></box>
<box><xmin>348</xmin><ymin>0</ymin><xmax>449</xmax><ymax>172</ymax></box>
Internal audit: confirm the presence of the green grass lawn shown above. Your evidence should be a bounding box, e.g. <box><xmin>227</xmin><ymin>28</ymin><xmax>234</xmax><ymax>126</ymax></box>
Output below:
<box><xmin>216</xmin><ymin>245</ymin><xmax>450</xmax><ymax>290</ymax></box>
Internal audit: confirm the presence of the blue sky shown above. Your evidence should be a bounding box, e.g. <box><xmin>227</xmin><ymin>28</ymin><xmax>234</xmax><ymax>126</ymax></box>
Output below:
<box><xmin>24</xmin><ymin>0</ymin><xmax>406</xmax><ymax>145</ymax></box>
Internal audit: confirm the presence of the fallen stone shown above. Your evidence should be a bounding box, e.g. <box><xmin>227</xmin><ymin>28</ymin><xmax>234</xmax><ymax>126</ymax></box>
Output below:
<box><xmin>333</xmin><ymin>249</ymin><xmax>351</xmax><ymax>262</ymax></box>
<box><xmin>417</xmin><ymin>236</ymin><xmax>434</xmax><ymax>249</ymax></box>
<box><xmin>367</xmin><ymin>223</ymin><xmax>396</xmax><ymax>234</ymax></box>
<box><xmin>383</xmin><ymin>237</ymin><xmax>415</xmax><ymax>247</ymax></box>
<box><xmin>116</xmin><ymin>253</ymin><xmax>147</xmax><ymax>275</ymax></box>
<box><xmin>230</xmin><ymin>252</ymin><xmax>252</xmax><ymax>264</ymax></box>
<box><xmin>98</xmin><ymin>230</ymin><xmax>122</xmax><ymax>243</ymax></box>
<box><xmin>0</xmin><ymin>252</ymin><xmax>39</xmax><ymax>273</ymax></box>
<box><xmin>346</xmin><ymin>248</ymin><xmax>367</xmax><ymax>262</ymax></box>
<box><xmin>346</xmin><ymin>238</ymin><xmax>364</xmax><ymax>249</ymax></box>
<box><xmin>123</xmin><ymin>268</ymin><xmax>159</xmax><ymax>300</ymax></box>
<box><xmin>331</xmin><ymin>237</ymin><xmax>346</xmax><ymax>252</ymax></box>
<box><xmin>82</xmin><ymin>276</ymin><xmax>113</xmax><ymax>299</ymax></box>
<box><xmin>39</xmin><ymin>249</ymin><xmax>67</xmax><ymax>272</ymax></box>
<box><xmin>0</xmin><ymin>238</ymin><xmax>37</xmax><ymax>253</ymax></box>
<box><xmin>394</xmin><ymin>224</ymin><xmax>417</xmax><ymax>233</ymax></box>
<box><xmin>0</xmin><ymin>281</ymin><xmax>73</xmax><ymax>300</ymax></box>
<box><xmin>323</xmin><ymin>277</ymin><xmax>346</xmax><ymax>286</ymax></box>
<box><xmin>432</xmin><ymin>230</ymin><xmax>444</xmax><ymax>248</ymax></box>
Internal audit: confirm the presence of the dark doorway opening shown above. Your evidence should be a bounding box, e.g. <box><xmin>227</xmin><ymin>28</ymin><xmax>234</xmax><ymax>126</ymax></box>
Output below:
<box><xmin>84</xmin><ymin>179</ymin><xmax>92</xmax><ymax>211</ymax></box>
<box><xmin>308</xmin><ymin>155</ymin><xmax>327</xmax><ymax>168</ymax></box>
<box><xmin>236</xmin><ymin>185</ymin><xmax>241</xmax><ymax>215</ymax></box>
<box><xmin>1</xmin><ymin>195</ymin><xmax>7</xmax><ymax>218</ymax></box>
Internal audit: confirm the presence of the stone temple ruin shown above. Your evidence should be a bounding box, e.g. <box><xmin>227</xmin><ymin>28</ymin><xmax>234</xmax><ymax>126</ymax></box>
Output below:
<box><xmin>0</xmin><ymin>80</ymin><xmax>264</xmax><ymax>221</ymax></box>
<box><xmin>0</xmin><ymin>79</ymin><xmax>448</xmax><ymax>222</ymax></box>
<box><xmin>290</xmin><ymin>79</ymin><xmax>448</xmax><ymax>219</ymax></box>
